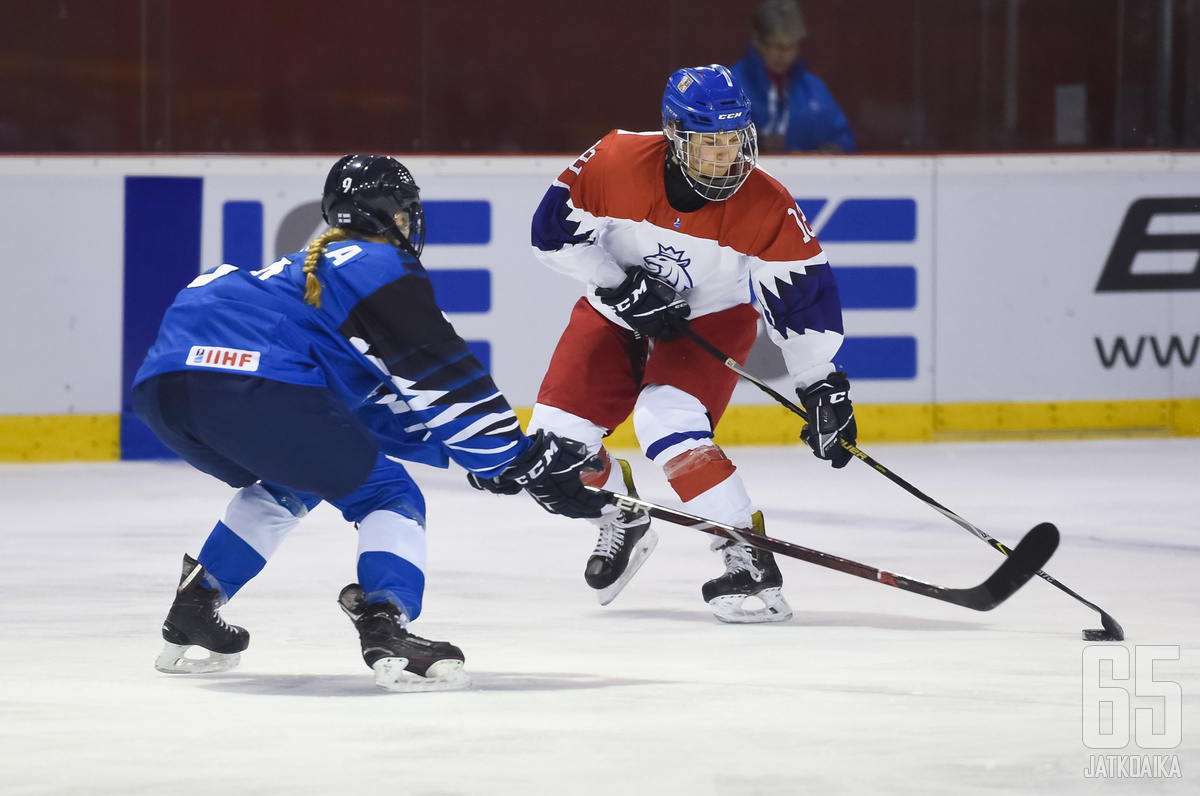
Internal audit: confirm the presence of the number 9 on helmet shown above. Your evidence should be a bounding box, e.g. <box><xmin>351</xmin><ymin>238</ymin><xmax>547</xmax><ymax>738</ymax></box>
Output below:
<box><xmin>321</xmin><ymin>154</ymin><xmax>426</xmax><ymax>257</ymax></box>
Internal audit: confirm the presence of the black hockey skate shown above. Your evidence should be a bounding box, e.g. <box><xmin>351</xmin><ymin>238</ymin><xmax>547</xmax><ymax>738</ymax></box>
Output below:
<box><xmin>701</xmin><ymin>512</ymin><xmax>793</xmax><ymax>624</ymax></box>
<box><xmin>155</xmin><ymin>554</ymin><xmax>249</xmax><ymax>674</ymax></box>
<box><xmin>584</xmin><ymin>458</ymin><xmax>658</xmax><ymax>605</ymax></box>
<box><xmin>338</xmin><ymin>584</ymin><xmax>470</xmax><ymax>693</ymax></box>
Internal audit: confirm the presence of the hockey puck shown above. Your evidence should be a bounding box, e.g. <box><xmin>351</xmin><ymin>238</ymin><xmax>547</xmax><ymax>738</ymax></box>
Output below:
<box><xmin>1082</xmin><ymin>629</ymin><xmax>1121</xmax><ymax>642</ymax></box>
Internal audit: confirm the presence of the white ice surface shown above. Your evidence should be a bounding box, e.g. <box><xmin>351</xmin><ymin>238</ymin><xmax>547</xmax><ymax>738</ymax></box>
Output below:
<box><xmin>1</xmin><ymin>439</ymin><xmax>1197</xmax><ymax>795</ymax></box>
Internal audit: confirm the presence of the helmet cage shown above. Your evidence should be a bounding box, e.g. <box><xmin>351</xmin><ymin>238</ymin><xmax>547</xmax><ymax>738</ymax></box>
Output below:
<box><xmin>664</xmin><ymin>124</ymin><xmax>758</xmax><ymax>202</ymax></box>
<box><xmin>321</xmin><ymin>155</ymin><xmax>426</xmax><ymax>257</ymax></box>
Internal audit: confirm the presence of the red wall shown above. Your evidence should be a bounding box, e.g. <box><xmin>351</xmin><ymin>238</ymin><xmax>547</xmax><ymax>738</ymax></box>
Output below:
<box><xmin>0</xmin><ymin>0</ymin><xmax>1193</xmax><ymax>154</ymax></box>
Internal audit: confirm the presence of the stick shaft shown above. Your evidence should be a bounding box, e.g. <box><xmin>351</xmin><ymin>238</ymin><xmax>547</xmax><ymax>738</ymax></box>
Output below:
<box><xmin>591</xmin><ymin>488</ymin><xmax>1055</xmax><ymax>612</ymax></box>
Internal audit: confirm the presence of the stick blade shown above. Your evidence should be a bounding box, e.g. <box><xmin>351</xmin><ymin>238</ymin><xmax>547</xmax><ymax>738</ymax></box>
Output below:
<box><xmin>1083</xmin><ymin>611</ymin><xmax>1125</xmax><ymax>642</ymax></box>
<box><xmin>969</xmin><ymin>522</ymin><xmax>1060</xmax><ymax>610</ymax></box>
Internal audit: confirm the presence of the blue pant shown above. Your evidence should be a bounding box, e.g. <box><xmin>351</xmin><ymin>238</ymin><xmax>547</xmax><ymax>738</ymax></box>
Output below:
<box><xmin>133</xmin><ymin>370</ymin><xmax>378</xmax><ymax>500</ymax></box>
<box><xmin>134</xmin><ymin>370</ymin><xmax>431</xmax><ymax>618</ymax></box>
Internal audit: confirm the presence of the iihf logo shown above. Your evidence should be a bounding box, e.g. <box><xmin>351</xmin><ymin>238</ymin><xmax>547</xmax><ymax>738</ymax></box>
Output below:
<box><xmin>642</xmin><ymin>244</ymin><xmax>693</xmax><ymax>290</ymax></box>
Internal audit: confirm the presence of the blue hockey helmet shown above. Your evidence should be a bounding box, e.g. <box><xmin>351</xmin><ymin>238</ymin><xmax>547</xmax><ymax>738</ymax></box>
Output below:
<box><xmin>321</xmin><ymin>154</ymin><xmax>426</xmax><ymax>257</ymax></box>
<box><xmin>661</xmin><ymin>65</ymin><xmax>758</xmax><ymax>201</ymax></box>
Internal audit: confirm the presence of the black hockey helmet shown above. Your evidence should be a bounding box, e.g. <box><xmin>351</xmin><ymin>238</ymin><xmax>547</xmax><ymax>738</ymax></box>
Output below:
<box><xmin>321</xmin><ymin>154</ymin><xmax>426</xmax><ymax>257</ymax></box>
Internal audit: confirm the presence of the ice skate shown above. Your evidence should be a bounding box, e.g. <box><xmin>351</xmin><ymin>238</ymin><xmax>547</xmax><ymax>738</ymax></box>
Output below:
<box><xmin>338</xmin><ymin>584</ymin><xmax>470</xmax><ymax>693</ymax></box>
<box><xmin>584</xmin><ymin>458</ymin><xmax>658</xmax><ymax>605</ymax></box>
<box><xmin>155</xmin><ymin>554</ymin><xmax>249</xmax><ymax>674</ymax></box>
<box><xmin>701</xmin><ymin>512</ymin><xmax>793</xmax><ymax>624</ymax></box>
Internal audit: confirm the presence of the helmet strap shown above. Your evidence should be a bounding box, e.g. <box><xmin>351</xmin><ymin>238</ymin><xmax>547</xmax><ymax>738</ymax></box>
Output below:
<box><xmin>384</xmin><ymin>226</ymin><xmax>421</xmax><ymax>260</ymax></box>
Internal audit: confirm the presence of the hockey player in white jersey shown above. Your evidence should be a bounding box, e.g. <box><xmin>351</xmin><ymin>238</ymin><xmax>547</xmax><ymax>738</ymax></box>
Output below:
<box><xmin>523</xmin><ymin>64</ymin><xmax>858</xmax><ymax>623</ymax></box>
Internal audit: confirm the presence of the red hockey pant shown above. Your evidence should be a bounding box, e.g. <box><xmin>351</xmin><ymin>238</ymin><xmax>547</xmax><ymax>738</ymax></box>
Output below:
<box><xmin>535</xmin><ymin>298</ymin><xmax>760</xmax><ymax>433</ymax></box>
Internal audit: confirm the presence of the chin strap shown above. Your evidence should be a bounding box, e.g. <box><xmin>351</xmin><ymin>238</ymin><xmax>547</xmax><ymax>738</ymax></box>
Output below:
<box><xmin>385</xmin><ymin>227</ymin><xmax>422</xmax><ymax>260</ymax></box>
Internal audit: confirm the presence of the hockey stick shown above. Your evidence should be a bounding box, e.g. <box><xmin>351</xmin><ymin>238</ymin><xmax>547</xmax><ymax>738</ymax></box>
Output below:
<box><xmin>670</xmin><ymin>319</ymin><xmax>1125</xmax><ymax>640</ymax></box>
<box><xmin>587</xmin><ymin>487</ymin><xmax>1058</xmax><ymax>612</ymax></box>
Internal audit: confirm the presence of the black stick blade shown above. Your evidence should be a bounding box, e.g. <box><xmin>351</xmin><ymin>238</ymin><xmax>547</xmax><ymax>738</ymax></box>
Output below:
<box><xmin>1083</xmin><ymin>611</ymin><xmax>1125</xmax><ymax>642</ymax></box>
<box><xmin>954</xmin><ymin>523</ymin><xmax>1060</xmax><ymax>611</ymax></box>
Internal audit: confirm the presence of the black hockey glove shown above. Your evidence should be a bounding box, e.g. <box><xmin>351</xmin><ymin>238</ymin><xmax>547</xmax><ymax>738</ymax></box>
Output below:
<box><xmin>595</xmin><ymin>268</ymin><xmax>691</xmax><ymax>339</ymax></box>
<box><xmin>798</xmin><ymin>372</ymin><xmax>857</xmax><ymax>469</ymax></box>
<box><xmin>466</xmin><ymin>430</ymin><xmax>608</xmax><ymax>519</ymax></box>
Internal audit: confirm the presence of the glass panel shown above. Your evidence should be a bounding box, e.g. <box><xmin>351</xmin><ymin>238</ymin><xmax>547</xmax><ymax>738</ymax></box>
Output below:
<box><xmin>0</xmin><ymin>0</ymin><xmax>1194</xmax><ymax>153</ymax></box>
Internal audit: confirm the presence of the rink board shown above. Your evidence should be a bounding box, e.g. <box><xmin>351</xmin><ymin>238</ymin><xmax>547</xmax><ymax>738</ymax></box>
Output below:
<box><xmin>0</xmin><ymin>153</ymin><xmax>1197</xmax><ymax>460</ymax></box>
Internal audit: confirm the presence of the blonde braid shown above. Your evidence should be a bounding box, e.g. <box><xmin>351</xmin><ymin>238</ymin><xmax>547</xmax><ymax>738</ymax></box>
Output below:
<box><xmin>302</xmin><ymin>227</ymin><xmax>353</xmax><ymax>308</ymax></box>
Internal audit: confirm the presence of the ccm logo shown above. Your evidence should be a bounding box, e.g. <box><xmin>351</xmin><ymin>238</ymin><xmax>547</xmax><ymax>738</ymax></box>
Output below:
<box><xmin>187</xmin><ymin>345</ymin><xmax>261</xmax><ymax>372</ymax></box>
<box><xmin>717</xmin><ymin>112</ymin><xmax>742</xmax><ymax>120</ymax></box>
<box><xmin>513</xmin><ymin>444</ymin><xmax>556</xmax><ymax>485</ymax></box>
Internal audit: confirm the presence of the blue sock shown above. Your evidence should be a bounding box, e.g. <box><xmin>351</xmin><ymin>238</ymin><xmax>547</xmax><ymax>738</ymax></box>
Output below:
<box><xmin>358</xmin><ymin>551</ymin><xmax>426</xmax><ymax>621</ymax></box>
<box><xmin>197</xmin><ymin>521</ymin><xmax>267</xmax><ymax>600</ymax></box>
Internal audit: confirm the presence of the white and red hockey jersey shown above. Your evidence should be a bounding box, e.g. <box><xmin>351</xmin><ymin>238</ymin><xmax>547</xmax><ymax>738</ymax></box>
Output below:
<box><xmin>530</xmin><ymin>129</ymin><xmax>845</xmax><ymax>389</ymax></box>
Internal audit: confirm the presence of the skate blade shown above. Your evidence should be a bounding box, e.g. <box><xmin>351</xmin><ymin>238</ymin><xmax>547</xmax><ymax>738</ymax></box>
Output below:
<box><xmin>373</xmin><ymin>657</ymin><xmax>472</xmax><ymax>693</ymax></box>
<box><xmin>596</xmin><ymin>529</ymin><xmax>659</xmax><ymax>606</ymax></box>
<box><xmin>154</xmin><ymin>642</ymin><xmax>241</xmax><ymax>674</ymax></box>
<box><xmin>708</xmin><ymin>587</ymin><xmax>793</xmax><ymax>624</ymax></box>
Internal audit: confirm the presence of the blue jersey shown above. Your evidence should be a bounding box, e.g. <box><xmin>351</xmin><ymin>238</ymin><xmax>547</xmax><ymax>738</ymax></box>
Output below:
<box><xmin>134</xmin><ymin>240</ymin><xmax>527</xmax><ymax>478</ymax></box>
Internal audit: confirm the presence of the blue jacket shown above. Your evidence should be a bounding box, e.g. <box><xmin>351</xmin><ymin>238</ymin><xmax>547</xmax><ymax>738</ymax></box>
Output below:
<box><xmin>731</xmin><ymin>46</ymin><xmax>856</xmax><ymax>154</ymax></box>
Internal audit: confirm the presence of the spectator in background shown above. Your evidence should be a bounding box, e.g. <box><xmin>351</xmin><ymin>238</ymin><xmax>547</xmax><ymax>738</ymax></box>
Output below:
<box><xmin>731</xmin><ymin>0</ymin><xmax>855</xmax><ymax>154</ymax></box>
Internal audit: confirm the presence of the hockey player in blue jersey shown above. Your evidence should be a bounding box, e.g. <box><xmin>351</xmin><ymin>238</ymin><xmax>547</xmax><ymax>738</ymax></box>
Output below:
<box><xmin>132</xmin><ymin>154</ymin><xmax>607</xmax><ymax>692</ymax></box>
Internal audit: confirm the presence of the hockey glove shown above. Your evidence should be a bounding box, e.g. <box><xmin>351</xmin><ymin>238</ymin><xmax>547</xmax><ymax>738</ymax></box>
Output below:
<box><xmin>798</xmin><ymin>372</ymin><xmax>857</xmax><ymax>469</ymax></box>
<box><xmin>595</xmin><ymin>268</ymin><xmax>691</xmax><ymax>339</ymax></box>
<box><xmin>467</xmin><ymin>430</ymin><xmax>608</xmax><ymax>519</ymax></box>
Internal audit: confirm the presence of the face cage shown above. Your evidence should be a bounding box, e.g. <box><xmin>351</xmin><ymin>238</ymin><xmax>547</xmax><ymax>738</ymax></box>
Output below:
<box><xmin>400</xmin><ymin>202</ymin><xmax>425</xmax><ymax>258</ymax></box>
<box><xmin>379</xmin><ymin>198</ymin><xmax>425</xmax><ymax>259</ymax></box>
<box><xmin>361</xmin><ymin>180</ymin><xmax>423</xmax><ymax>258</ymax></box>
<box><xmin>665</xmin><ymin>124</ymin><xmax>758</xmax><ymax>201</ymax></box>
